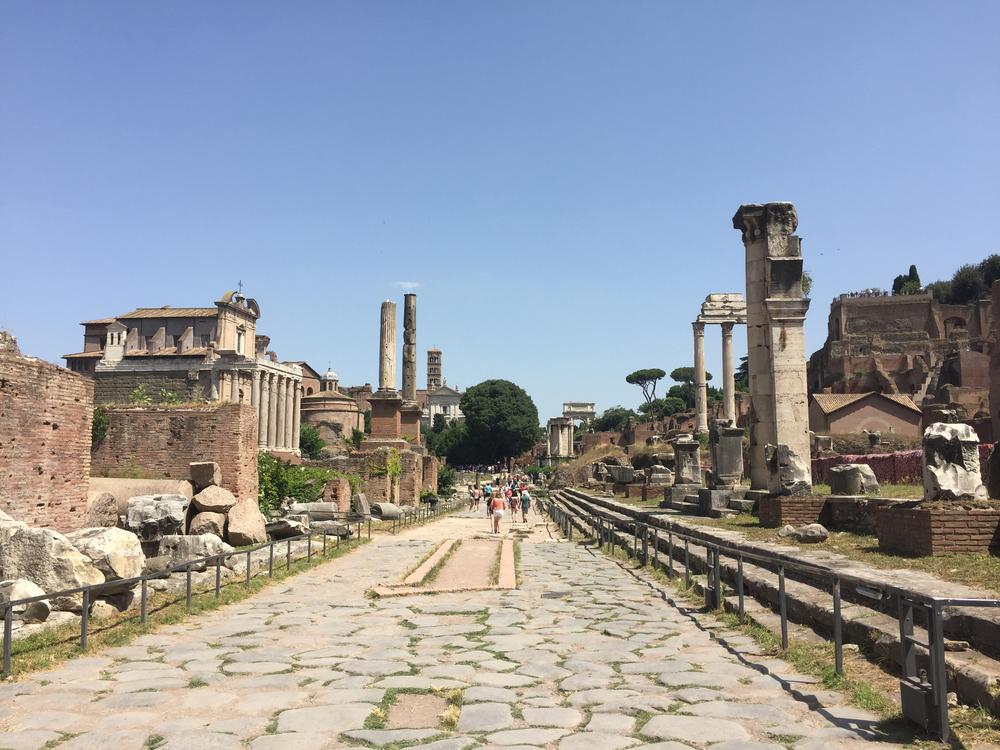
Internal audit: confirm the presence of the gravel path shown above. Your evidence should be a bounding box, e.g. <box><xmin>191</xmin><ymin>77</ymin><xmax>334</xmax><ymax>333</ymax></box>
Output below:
<box><xmin>0</xmin><ymin>510</ymin><xmax>909</xmax><ymax>750</ymax></box>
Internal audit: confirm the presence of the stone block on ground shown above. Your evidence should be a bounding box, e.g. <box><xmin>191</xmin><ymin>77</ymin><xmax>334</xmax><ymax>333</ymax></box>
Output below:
<box><xmin>65</xmin><ymin>527</ymin><xmax>144</xmax><ymax>590</ymax></box>
<box><xmin>190</xmin><ymin>461</ymin><xmax>222</xmax><ymax>491</ymax></box>
<box><xmin>124</xmin><ymin>495</ymin><xmax>189</xmax><ymax>542</ymax></box>
<box><xmin>0</xmin><ymin>578</ymin><xmax>50</xmax><ymax>622</ymax></box>
<box><xmin>310</xmin><ymin>520</ymin><xmax>353</xmax><ymax>537</ymax></box>
<box><xmin>777</xmin><ymin>523</ymin><xmax>829</xmax><ymax>543</ymax></box>
<box><xmin>227</xmin><ymin>499</ymin><xmax>268</xmax><ymax>546</ymax></box>
<box><xmin>828</xmin><ymin>463</ymin><xmax>879</xmax><ymax>495</ymax></box>
<box><xmin>192</xmin><ymin>485</ymin><xmax>238</xmax><ymax>514</ymax></box>
<box><xmin>266</xmin><ymin>518</ymin><xmax>309</xmax><ymax>540</ymax></box>
<box><xmin>0</xmin><ymin>524</ymin><xmax>104</xmax><ymax>612</ymax></box>
<box><xmin>189</xmin><ymin>511</ymin><xmax>227</xmax><ymax>537</ymax></box>
<box><xmin>353</xmin><ymin>493</ymin><xmax>371</xmax><ymax>516</ymax></box>
<box><xmin>85</xmin><ymin>492</ymin><xmax>120</xmax><ymax>528</ymax></box>
<box><xmin>160</xmin><ymin>534</ymin><xmax>235</xmax><ymax>571</ymax></box>
<box><xmin>371</xmin><ymin>503</ymin><xmax>401</xmax><ymax>520</ymax></box>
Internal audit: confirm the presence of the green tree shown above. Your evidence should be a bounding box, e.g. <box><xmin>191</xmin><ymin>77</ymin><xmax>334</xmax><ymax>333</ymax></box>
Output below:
<box><xmin>979</xmin><ymin>254</ymin><xmax>1000</xmax><ymax>290</ymax></box>
<box><xmin>348</xmin><ymin>428</ymin><xmax>364</xmax><ymax>450</ymax></box>
<box><xmin>951</xmin><ymin>264</ymin><xmax>987</xmax><ymax>304</ymax></box>
<box><xmin>625</xmin><ymin>368</ymin><xmax>666</xmax><ymax>404</ymax></box>
<box><xmin>638</xmin><ymin>397</ymin><xmax>685</xmax><ymax>420</ymax></box>
<box><xmin>92</xmin><ymin>406</ymin><xmax>109</xmax><ymax>447</ymax></box>
<box><xmin>432</xmin><ymin>413</ymin><xmax>448</xmax><ymax>433</ymax></box>
<box><xmin>734</xmin><ymin>356</ymin><xmax>749</xmax><ymax>392</ymax></box>
<box><xmin>927</xmin><ymin>280</ymin><xmax>952</xmax><ymax>304</ymax></box>
<box><xmin>802</xmin><ymin>270</ymin><xmax>813</xmax><ymax>297</ymax></box>
<box><xmin>591</xmin><ymin>406</ymin><xmax>637</xmax><ymax>432</ymax></box>
<box><xmin>363</xmin><ymin>409</ymin><xmax>372</xmax><ymax>434</ymax></box>
<box><xmin>457</xmin><ymin>379</ymin><xmax>540</xmax><ymax>464</ymax></box>
<box><xmin>670</xmin><ymin>367</ymin><xmax>712</xmax><ymax>385</ymax></box>
<box><xmin>299</xmin><ymin>423</ymin><xmax>325</xmax><ymax>459</ymax></box>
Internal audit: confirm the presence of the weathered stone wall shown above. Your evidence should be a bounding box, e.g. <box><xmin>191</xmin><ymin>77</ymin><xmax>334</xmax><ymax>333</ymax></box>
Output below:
<box><xmin>91</xmin><ymin>403</ymin><xmax>258</xmax><ymax>499</ymax></box>
<box><xmin>422</xmin><ymin>455</ymin><xmax>439</xmax><ymax>494</ymax></box>
<box><xmin>94</xmin><ymin>368</ymin><xmax>204</xmax><ymax>404</ymax></box>
<box><xmin>876</xmin><ymin>507</ymin><xmax>1000</xmax><ymax>556</ymax></box>
<box><xmin>0</xmin><ymin>350</ymin><xmax>94</xmax><ymax>531</ymax></box>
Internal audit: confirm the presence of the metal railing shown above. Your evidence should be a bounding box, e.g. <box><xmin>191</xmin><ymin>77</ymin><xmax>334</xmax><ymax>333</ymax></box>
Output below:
<box><xmin>1</xmin><ymin>496</ymin><xmax>461</xmax><ymax>678</ymax></box>
<box><xmin>545</xmin><ymin>495</ymin><xmax>1000</xmax><ymax>742</ymax></box>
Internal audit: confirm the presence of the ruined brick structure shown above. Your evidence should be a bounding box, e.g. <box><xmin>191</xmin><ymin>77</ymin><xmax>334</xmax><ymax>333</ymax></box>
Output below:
<box><xmin>91</xmin><ymin>403</ymin><xmax>258</xmax><ymax>499</ymax></box>
<box><xmin>876</xmin><ymin>506</ymin><xmax>1000</xmax><ymax>556</ymax></box>
<box><xmin>0</xmin><ymin>334</ymin><xmax>94</xmax><ymax>531</ymax></box>
<box><xmin>808</xmin><ymin>293</ymin><xmax>991</xmax><ymax>414</ymax></box>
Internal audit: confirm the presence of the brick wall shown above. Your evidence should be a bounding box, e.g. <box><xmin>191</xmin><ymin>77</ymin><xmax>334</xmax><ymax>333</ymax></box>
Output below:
<box><xmin>398</xmin><ymin>450</ymin><xmax>422</xmax><ymax>506</ymax></box>
<box><xmin>92</xmin><ymin>403</ymin><xmax>258</xmax><ymax>499</ymax></box>
<box><xmin>758</xmin><ymin>496</ymin><xmax>826</xmax><ymax>528</ymax></box>
<box><xmin>422</xmin><ymin>455</ymin><xmax>439</xmax><ymax>494</ymax></box>
<box><xmin>876</xmin><ymin>506</ymin><xmax>1000</xmax><ymax>556</ymax></box>
<box><xmin>0</xmin><ymin>352</ymin><xmax>94</xmax><ymax>531</ymax></box>
<box><xmin>812</xmin><ymin>444</ymin><xmax>993</xmax><ymax>486</ymax></box>
<box><xmin>94</xmin><ymin>369</ymin><xmax>204</xmax><ymax>404</ymax></box>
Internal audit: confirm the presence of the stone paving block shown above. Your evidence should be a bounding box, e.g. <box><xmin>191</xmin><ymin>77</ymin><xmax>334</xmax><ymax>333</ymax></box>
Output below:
<box><xmin>557</xmin><ymin>733</ymin><xmax>640</xmax><ymax>750</ymax></box>
<box><xmin>585</xmin><ymin>713</ymin><xmax>636</xmax><ymax>734</ymax></box>
<box><xmin>275</xmin><ymin>702</ymin><xmax>374</xmax><ymax>733</ymax></box>
<box><xmin>343</xmin><ymin>729</ymin><xmax>442</xmax><ymax>746</ymax></box>
<box><xmin>457</xmin><ymin>702</ymin><xmax>514</xmax><ymax>732</ymax></box>
<box><xmin>521</xmin><ymin>707</ymin><xmax>583</xmax><ymax>728</ymax></box>
<box><xmin>640</xmin><ymin>715</ymin><xmax>751</xmax><ymax>743</ymax></box>
<box><xmin>484</xmin><ymin>728</ymin><xmax>571</xmax><ymax>746</ymax></box>
<box><xmin>0</xmin><ymin>729</ymin><xmax>63</xmax><ymax>750</ymax></box>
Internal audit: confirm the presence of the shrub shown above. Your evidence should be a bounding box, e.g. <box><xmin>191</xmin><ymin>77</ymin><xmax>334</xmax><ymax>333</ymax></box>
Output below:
<box><xmin>299</xmin><ymin>424</ymin><xmax>325</xmax><ymax>459</ymax></box>
<box><xmin>92</xmin><ymin>406</ymin><xmax>109</xmax><ymax>447</ymax></box>
<box><xmin>129</xmin><ymin>384</ymin><xmax>151</xmax><ymax>405</ymax></box>
<box><xmin>437</xmin><ymin>465</ymin><xmax>457</xmax><ymax>496</ymax></box>
<box><xmin>158</xmin><ymin>388</ymin><xmax>180</xmax><ymax>404</ymax></box>
<box><xmin>257</xmin><ymin>452</ymin><xmax>362</xmax><ymax>516</ymax></box>
<box><xmin>348</xmin><ymin>428</ymin><xmax>365</xmax><ymax>450</ymax></box>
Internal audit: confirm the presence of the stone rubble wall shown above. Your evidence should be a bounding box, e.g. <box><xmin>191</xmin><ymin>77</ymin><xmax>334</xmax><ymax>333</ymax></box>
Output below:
<box><xmin>0</xmin><ymin>352</ymin><xmax>94</xmax><ymax>531</ymax></box>
<box><xmin>876</xmin><ymin>507</ymin><xmax>1000</xmax><ymax>556</ymax></box>
<box><xmin>91</xmin><ymin>403</ymin><xmax>258</xmax><ymax>499</ymax></box>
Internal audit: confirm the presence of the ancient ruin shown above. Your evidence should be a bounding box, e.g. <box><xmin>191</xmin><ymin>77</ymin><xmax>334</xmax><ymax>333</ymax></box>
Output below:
<box><xmin>734</xmin><ymin>202</ymin><xmax>812</xmax><ymax>496</ymax></box>
<box><xmin>693</xmin><ymin>293</ymin><xmax>746</xmax><ymax>432</ymax></box>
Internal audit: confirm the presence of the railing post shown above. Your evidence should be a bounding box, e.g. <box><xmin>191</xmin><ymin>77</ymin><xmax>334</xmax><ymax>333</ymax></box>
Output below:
<box><xmin>667</xmin><ymin>531</ymin><xmax>674</xmax><ymax>577</ymax></box>
<box><xmin>286</xmin><ymin>539</ymin><xmax>292</xmax><ymax>570</ymax></box>
<box><xmin>185</xmin><ymin>564</ymin><xmax>193</xmax><ymax>610</ymax></box>
<box><xmin>322</xmin><ymin>532</ymin><xmax>327</xmax><ymax>556</ymax></box>
<box><xmin>80</xmin><ymin>589</ymin><xmax>90</xmax><ymax>651</ymax></box>
<box><xmin>215</xmin><ymin>557</ymin><xmax>222</xmax><ymax>598</ymax></box>
<box><xmin>140</xmin><ymin>579</ymin><xmax>148</xmax><ymax>625</ymax></box>
<box><xmin>307</xmin><ymin>534</ymin><xmax>312</xmax><ymax>562</ymax></box>
<box><xmin>3</xmin><ymin>605</ymin><xmax>13</xmax><ymax>677</ymax></box>
<box><xmin>778</xmin><ymin>564</ymin><xmax>788</xmax><ymax>650</ymax></box>
<box><xmin>245</xmin><ymin>550</ymin><xmax>252</xmax><ymax>588</ymax></box>
<box><xmin>713</xmin><ymin>546</ymin><xmax>722</xmax><ymax>609</ymax></box>
<box><xmin>737</xmin><ymin>553</ymin><xmax>745</xmax><ymax>622</ymax></box>
<box><xmin>931</xmin><ymin>603</ymin><xmax>950</xmax><ymax>741</ymax></box>
<box><xmin>684</xmin><ymin>538</ymin><xmax>690</xmax><ymax>589</ymax></box>
<box><xmin>833</xmin><ymin>576</ymin><xmax>843</xmax><ymax>674</ymax></box>
<box><xmin>368</xmin><ymin>518</ymin><xmax>372</xmax><ymax>539</ymax></box>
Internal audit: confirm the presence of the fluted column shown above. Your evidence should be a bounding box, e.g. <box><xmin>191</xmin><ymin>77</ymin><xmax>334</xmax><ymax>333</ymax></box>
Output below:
<box><xmin>257</xmin><ymin>373</ymin><xmax>270</xmax><ymax>449</ymax></box>
<box><xmin>251</xmin><ymin>370</ymin><xmax>261</xmax><ymax>407</ymax></box>
<box><xmin>276</xmin><ymin>377</ymin><xmax>287</xmax><ymax>449</ymax></box>
<box><xmin>292</xmin><ymin>384</ymin><xmax>301</xmax><ymax>452</ymax></box>
<box><xmin>267</xmin><ymin>373</ymin><xmax>279</xmax><ymax>450</ymax></box>
<box><xmin>284</xmin><ymin>378</ymin><xmax>295</xmax><ymax>450</ymax></box>
<box><xmin>721</xmin><ymin>322</ymin><xmax>736</xmax><ymax>423</ymax></box>
<box><xmin>693</xmin><ymin>321</ymin><xmax>708</xmax><ymax>434</ymax></box>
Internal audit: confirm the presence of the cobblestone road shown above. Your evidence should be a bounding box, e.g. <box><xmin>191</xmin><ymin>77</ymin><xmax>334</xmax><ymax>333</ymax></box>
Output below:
<box><xmin>0</xmin><ymin>510</ymin><xmax>908</xmax><ymax>750</ymax></box>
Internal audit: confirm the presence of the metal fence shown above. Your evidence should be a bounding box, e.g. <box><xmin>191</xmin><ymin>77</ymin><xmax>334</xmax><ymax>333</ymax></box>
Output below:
<box><xmin>545</xmin><ymin>495</ymin><xmax>1000</xmax><ymax>742</ymax></box>
<box><xmin>1</xmin><ymin>496</ymin><xmax>461</xmax><ymax>678</ymax></box>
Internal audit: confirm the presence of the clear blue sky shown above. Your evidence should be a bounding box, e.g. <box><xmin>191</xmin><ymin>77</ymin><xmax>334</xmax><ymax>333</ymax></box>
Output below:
<box><xmin>2</xmin><ymin>2</ymin><xmax>998</xmax><ymax>421</ymax></box>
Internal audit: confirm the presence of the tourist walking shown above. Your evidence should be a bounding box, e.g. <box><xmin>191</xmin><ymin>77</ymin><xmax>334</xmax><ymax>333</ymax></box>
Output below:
<box><xmin>490</xmin><ymin>491</ymin><xmax>506</xmax><ymax>533</ymax></box>
<box><xmin>519</xmin><ymin>487</ymin><xmax>532</xmax><ymax>523</ymax></box>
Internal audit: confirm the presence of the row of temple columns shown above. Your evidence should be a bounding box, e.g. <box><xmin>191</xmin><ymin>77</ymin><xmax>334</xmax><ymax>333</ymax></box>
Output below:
<box><xmin>251</xmin><ymin>370</ymin><xmax>301</xmax><ymax>453</ymax></box>
<box><xmin>693</xmin><ymin>320</ymin><xmax>737</xmax><ymax>433</ymax></box>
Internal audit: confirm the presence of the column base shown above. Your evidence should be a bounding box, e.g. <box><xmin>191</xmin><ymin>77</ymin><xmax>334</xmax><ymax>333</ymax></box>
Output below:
<box><xmin>400</xmin><ymin>402</ymin><xmax>422</xmax><ymax>445</ymax></box>
<box><xmin>369</xmin><ymin>390</ymin><xmax>403</xmax><ymax>440</ymax></box>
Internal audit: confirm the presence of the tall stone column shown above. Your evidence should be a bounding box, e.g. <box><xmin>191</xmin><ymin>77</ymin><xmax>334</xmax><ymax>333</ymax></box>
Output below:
<box><xmin>251</xmin><ymin>370</ymin><xmax>261</xmax><ymax>408</ymax></box>
<box><xmin>284</xmin><ymin>378</ymin><xmax>295</xmax><ymax>450</ymax></box>
<box><xmin>230</xmin><ymin>371</ymin><xmax>240</xmax><ymax>403</ymax></box>
<box><xmin>369</xmin><ymin>301</ymin><xmax>404</xmax><ymax>442</ymax></box>
<box><xmin>292</xmin><ymin>384</ymin><xmax>301</xmax><ymax>452</ymax></box>
<box><xmin>721</xmin><ymin>322</ymin><xmax>736</xmax><ymax>423</ymax></box>
<box><xmin>400</xmin><ymin>293</ymin><xmax>422</xmax><ymax>444</ymax></box>
<box><xmin>379</xmin><ymin>300</ymin><xmax>397</xmax><ymax>391</ymax></box>
<box><xmin>276</xmin><ymin>377</ymin><xmax>287</xmax><ymax>449</ymax></box>
<box><xmin>693</xmin><ymin>321</ymin><xmax>708</xmax><ymax>434</ymax></box>
<box><xmin>402</xmin><ymin>294</ymin><xmax>417</xmax><ymax>402</ymax></box>
<box><xmin>734</xmin><ymin>202</ymin><xmax>812</xmax><ymax>495</ymax></box>
<box><xmin>210</xmin><ymin>369</ymin><xmax>220</xmax><ymax>401</ymax></box>
<box><xmin>258</xmin><ymin>373</ymin><xmax>270</xmax><ymax>449</ymax></box>
<box><xmin>267</xmin><ymin>374</ymin><xmax>279</xmax><ymax>450</ymax></box>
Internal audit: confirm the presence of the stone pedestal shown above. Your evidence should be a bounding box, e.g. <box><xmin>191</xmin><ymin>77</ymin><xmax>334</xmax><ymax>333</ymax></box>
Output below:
<box><xmin>369</xmin><ymin>391</ymin><xmax>403</xmax><ymax>441</ymax></box>
<box><xmin>709</xmin><ymin>420</ymin><xmax>744</xmax><ymax>489</ymax></box>
<box><xmin>698</xmin><ymin>488</ymin><xmax>733</xmax><ymax>516</ymax></box>
<box><xmin>400</xmin><ymin>402</ymin><xmax>422</xmax><ymax>444</ymax></box>
<box><xmin>672</xmin><ymin>436</ymin><xmax>703</xmax><ymax>486</ymax></box>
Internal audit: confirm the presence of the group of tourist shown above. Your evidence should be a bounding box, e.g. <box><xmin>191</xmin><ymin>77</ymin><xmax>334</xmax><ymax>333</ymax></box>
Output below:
<box><xmin>467</xmin><ymin>474</ymin><xmax>533</xmax><ymax>533</ymax></box>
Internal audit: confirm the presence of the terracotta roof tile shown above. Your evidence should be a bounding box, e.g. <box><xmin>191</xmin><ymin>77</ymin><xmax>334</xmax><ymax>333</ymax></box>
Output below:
<box><xmin>812</xmin><ymin>391</ymin><xmax>922</xmax><ymax>415</ymax></box>
<box><xmin>117</xmin><ymin>307</ymin><xmax>217</xmax><ymax>319</ymax></box>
